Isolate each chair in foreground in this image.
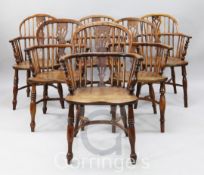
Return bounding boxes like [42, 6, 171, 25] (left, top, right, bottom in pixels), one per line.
[61, 52, 142, 164]
[60, 22, 143, 164]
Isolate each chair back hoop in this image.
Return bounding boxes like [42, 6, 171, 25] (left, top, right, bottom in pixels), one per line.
[79, 15, 115, 25]
[141, 14, 179, 35]
[19, 14, 55, 37]
[117, 17, 159, 43]
[36, 18, 80, 46]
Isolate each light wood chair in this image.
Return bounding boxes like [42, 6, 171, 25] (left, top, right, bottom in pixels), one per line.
[60, 22, 143, 164]
[9, 14, 55, 110]
[141, 14, 192, 107]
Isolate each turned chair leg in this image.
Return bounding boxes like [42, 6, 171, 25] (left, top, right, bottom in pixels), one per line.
[57, 83, 65, 109]
[111, 105, 116, 133]
[30, 84, 36, 132]
[26, 70, 31, 97]
[128, 104, 137, 164]
[67, 104, 74, 164]
[134, 83, 142, 109]
[120, 105, 128, 136]
[149, 83, 157, 114]
[81, 105, 85, 131]
[159, 82, 166, 133]
[171, 67, 177, 94]
[13, 69, 19, 110]
[74, 105, 81, 137]
[182, 65, 188, 108]
[43, 84, 48, 114]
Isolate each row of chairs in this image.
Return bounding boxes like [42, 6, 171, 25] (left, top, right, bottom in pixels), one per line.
[9, 14, 192, 164]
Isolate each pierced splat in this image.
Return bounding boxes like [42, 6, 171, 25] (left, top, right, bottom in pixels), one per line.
[36, 17, 46, 45]
[152, 16, 161, 35]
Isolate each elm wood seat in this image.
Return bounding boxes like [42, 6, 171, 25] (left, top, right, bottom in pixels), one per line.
[137, 71, 167, 83]
[66, 87, 137, 104]
[142, 14, 192, 107]
[9, 14, 55, 110]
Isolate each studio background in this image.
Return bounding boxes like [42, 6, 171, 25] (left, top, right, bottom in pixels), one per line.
[0, 0, 204, 175]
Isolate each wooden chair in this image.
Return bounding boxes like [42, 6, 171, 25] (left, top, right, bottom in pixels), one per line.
[26, 44, 72, 132]
[117, 17, 160, 114]
[9, 14, 55, 110]
[60, 22, 143, 164]
[34, 18, 80, 113]
[141, 14, 192, 107]
[132, 42, 172, 132]
[25, 19, 80, 131]
[79, 14, 115, 25]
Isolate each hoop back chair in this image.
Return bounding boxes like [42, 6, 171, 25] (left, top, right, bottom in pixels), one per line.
[142, 14, 192, 107]
[26, 44, 72, 132]
[133, 42, 172, 132]
[79, 14, 115, 25]
[60, 22, 143, 164]
[9, 14, 55, 110]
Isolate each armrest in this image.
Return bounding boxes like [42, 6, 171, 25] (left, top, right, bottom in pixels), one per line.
[132, 42, 173, 50]
[9, 36, 36, 43]
[158, 32, 192, 39]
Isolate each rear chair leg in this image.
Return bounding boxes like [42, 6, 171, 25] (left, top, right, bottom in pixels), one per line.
[159, 82, 166, 133]
[134, 83, 142, 109]
[67, 104, 74, 164]
[182, 65, 188, 108]
[120, 105, 128, 136]
[13, 69, 19, 110]
[149, 84, 157, 114]
[57, 83, 64, 109]
[128, 104, 137, 164]
[26, 70, 31, 97]
[43, 84, 48, 114]
[30, 84, 36, 132]
[111, 105, 116, 133]
[171, 67, 177, 94]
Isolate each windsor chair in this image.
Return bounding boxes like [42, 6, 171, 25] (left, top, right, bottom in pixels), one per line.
[141, 14, 192, 107]
[9, 14, 55, 110]
[60, 22, 143, 164]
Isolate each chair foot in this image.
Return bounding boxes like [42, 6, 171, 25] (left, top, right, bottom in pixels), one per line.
[159, 82, 166, 133]
[67, 104, 74, 164]
[30, 84, 36, 132]
[182, 66, 188, 108]
[130, 153, 137, 165]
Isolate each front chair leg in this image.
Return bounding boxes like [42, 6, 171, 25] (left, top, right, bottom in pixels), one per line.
[128, 104, 137, 164]
[182, 65, 188, 108]
[111, 105, 116, 133]
[149, 83, 157, 114]
[43, 84, 48, 114]
[13, 69, 19, 110]
[134, 83, 142, 109]
[26, 70, 31, 97]
[57, 83, 65, 109]
[74, 105, 81, 137]
[81, 105, 85, 131]
[30, 84, 36, 132]
[120, 105, 128, 136]
[159, 82, 166, 133]
[171, 67, 177, 94]
[67, 104, 74, 164]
